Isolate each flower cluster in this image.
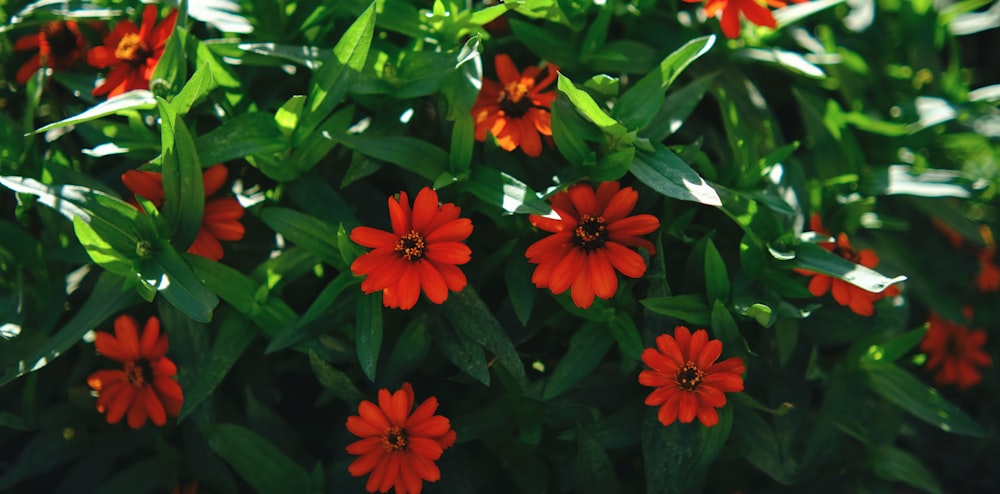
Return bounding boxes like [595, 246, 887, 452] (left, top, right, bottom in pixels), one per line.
[921, 310, 992, 389]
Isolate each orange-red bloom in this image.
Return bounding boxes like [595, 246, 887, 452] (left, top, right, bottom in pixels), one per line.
[122, 164, 246, 261]
[346, 383, 457, 494]
[639, 326, 745, 427]
[87, 4, 177, 98]
[350, 187, 473, 310]
[796, 214, 897, 317]
[975, 248, 1000, 293]
[86, 315, 184, 429]
[920, 311, 991, 389]
[471, 54, 558, 157]
[526, 181, 660, 309]
[685, 0, 791, 38]
[13, 21, 87, 85]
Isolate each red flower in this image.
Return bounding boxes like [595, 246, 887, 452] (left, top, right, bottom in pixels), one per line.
[350, 187, 473, 310]
[471, 54, 558, 157]
[639, 326, 745, 427]
[975, 248, 1000, 293]
[13, 21, 87, 85]
[86, 315, 184, 429]
[920, 310, 991, 389]
[684, 0, 789, 38]
[346, 383, 457, 494]
[122, 164, 246, 261]
[87, 4, 177, 98]
[795, 214, 896, 317]
[526, 181, 660, 309]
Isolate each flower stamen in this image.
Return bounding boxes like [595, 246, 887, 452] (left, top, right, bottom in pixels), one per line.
[115, 33, 151, 66]
[573, 214, 608, 251]
[675, 361, 705, 392]
[123, 360, 151, 388]
[395, 230, 427, 261]
[382, 425, 408, 452]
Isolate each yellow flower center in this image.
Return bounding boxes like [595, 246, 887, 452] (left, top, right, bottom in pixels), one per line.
[115, 33, 151, 65]
[675, 361, 705, 392]
[382, 426, 408, 452]
[498, 80, 534, 118]
[123, 360, 151, 388]
[395, 230, 427, 261]
[573, 214, 608, 251]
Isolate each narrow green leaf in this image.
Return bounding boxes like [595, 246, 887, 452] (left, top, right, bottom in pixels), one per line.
[640, 294, 711, 326]
[632, 145, 722, 206]
[328, 134, 447, 181]
[543, 323, 614, 400]
[382, 320, 433, 387]
[449, 114, 474, 175]
[0, 271, 139, 386]
[790, 242, 906, 293]
[505, 260, 536, 326]
[158, 98, 204, 250]
[296, 2, 375, 144]
[860, 325, 928, 364]
[260, 208, 343, 269]
[266, 271, 359, 354]
[735, 48, 826, 79]
[607, 314, 644, 361]
[710, 301, 746, 358]
[170, 62, 218, 115]
[356, 292, 383, 382]
[149, 25, 187, 97]
[206, 424, 310, 494]
[144, 242, 218, 323]
[30, 90, 157, 134]
[187, 255, 298, 338]
[863, 362, 987, 437]
[574, 427, 621, 494]
[556, 73, 626, 136]
[550, 95, 598, 165]
[430, 321, 490, 385]
[309, 350, 365, 404]
[863, 165, 989, 198]
[641, 73, 718, 141]
[703, 238, 730, 302]
[614, 36, 715, 130]
[442, 287, 526, 386]
[177, 312, 256, 422]
[195, 112, 287, 165]
[869, 445, 943, 494]
[466, 167, 551, 215]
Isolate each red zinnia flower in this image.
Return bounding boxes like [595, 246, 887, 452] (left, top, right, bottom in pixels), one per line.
[639, 326, 745, 427]
[13, 21, 87, 85]
[471, 54, 558, 157]
[86, 315, 184, 429]
[122, 164, 246, 261]
[920, 310, 992, 389]
[684, 0, 790, 39]
[350, 187, 473, 310]
[87, 4, 177, 98]
[795, 214, 897, 317]
[346, 383, 457, 494]
[525, 181, 660, 309]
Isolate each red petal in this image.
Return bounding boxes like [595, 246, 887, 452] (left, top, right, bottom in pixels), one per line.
[425, 218, 473, 243]
[351, 227, 398, 249]
[654, 333, 685, 366]
[587, 250, 618, 299]
[410, 187, 439, 232]
[388, 192, 412, 236]
[603, 242, 647, 279]
[201, 164, 228, 197]
[416, 260, 448, 304]
[567, 183, 597, 216]
[570, 262, 596, 308]
[424, 242, 471, 265]
[547, 248, 586, 295]
[494, 54, 521, 86]
[395, 264, 421, 310]
[113, 315, 142, 361]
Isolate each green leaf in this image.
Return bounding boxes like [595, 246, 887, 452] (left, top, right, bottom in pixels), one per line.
[543, 323, 614, 400]
[574, 427, 621, 494]
[556, 73, 627, 136]
[735, 48, 826, 79]
[0, 271, 139, 386]
[550, 95, 599, 165]
[607, 314, 644, 361]
[710, 301, 747, 358]
[614, 36, 715, 130]
[266, 271, 360, 354]
[642, 405, 734, 493]
[640, 294, 711, 326]
[640, 73, 718, 141]
[158, 99, 204, 251]
[863, 165, 989, 198]
[862, 362, 987, 437]
[869, 445, 942, 494]
[177, 312, 256, 422]
[504, 260, 536, 326]
[703, 238, 730, 302]
[30, 90, 157, 134]
[206, 424, 310, 494]
[195, 112, 287, 166]
[142, 242, 218, 323]
[170, 62, 218, 115]
[442, 287, 526, 386]
[149, 25, 187, 97]
[449, 114, 474, 175]
[382, 319, 433, 386]
[860, 325, 928, 364]
[632, 145, 722, 206]
[789, 242, 906, 293]
[328, 134, 447, 181]
[430, 321, 491, 385]
[309, 350, 365, 404]
[466, 167, 551, 215]
[260, 208, 344, 269]
[187, 255, 298, 338]
[295, 2, 375, 145]
[356, 292, 383, 382]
